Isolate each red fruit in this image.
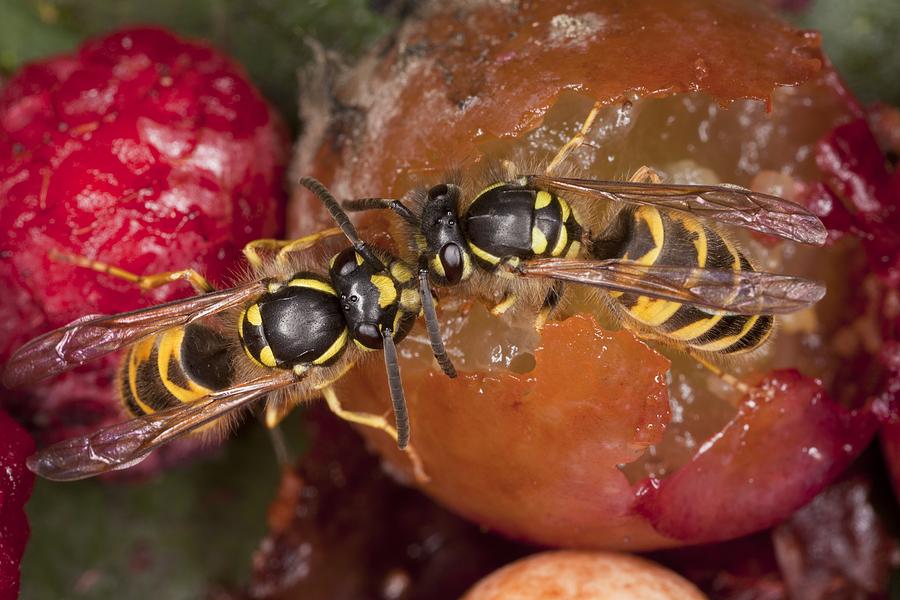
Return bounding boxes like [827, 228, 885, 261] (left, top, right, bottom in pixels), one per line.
[0, 27, 288, 456]
[803, 116, 900, 503]
[0, 410, 35, 599]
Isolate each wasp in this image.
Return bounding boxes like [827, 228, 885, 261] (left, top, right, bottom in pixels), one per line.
[2, 178, 451, 482]
[344, 103, 828, 387]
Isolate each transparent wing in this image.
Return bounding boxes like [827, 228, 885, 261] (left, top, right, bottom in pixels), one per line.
[2, 280, 267, 389]
[525, 174, 827, 246]
[518, 258, 826, 315]
[26, 371, 297, 481]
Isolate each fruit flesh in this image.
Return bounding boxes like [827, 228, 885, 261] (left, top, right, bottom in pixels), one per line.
[294, 0, 878, 549]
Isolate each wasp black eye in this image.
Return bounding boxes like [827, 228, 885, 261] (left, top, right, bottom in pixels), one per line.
[332, 247, 358, 277]
[439, 243, 464, 284]
[355, 323, 383, 349]
[428, 184, 449, 201]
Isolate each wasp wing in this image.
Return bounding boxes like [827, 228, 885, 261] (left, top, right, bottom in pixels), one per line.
[518, 258, 825, 315]
[26, 371, 297, 481]
[2, 280, 267, 389]
[525, 174, 827, 246]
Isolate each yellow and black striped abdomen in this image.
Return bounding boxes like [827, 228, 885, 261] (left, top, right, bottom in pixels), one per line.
[600, 206, 773, 354]
[120, 324, 234, 417]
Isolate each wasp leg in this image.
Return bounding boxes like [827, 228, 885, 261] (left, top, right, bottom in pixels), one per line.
[242, 227, 344, 269]
[490, 292, 518, 316]
[322, 385, 429, 483]
[684, 350, 752, 396]
[629, 165, 664, 184]
[534, 282, 565, 331]
[259, 412, 291, 468]
[49, 249, 214, 293]
[545, 100, 603, 175]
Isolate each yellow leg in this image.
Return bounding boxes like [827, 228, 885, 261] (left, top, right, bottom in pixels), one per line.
[49, 249, 214, 293]
[534, 282, 564, 331]
[629, 165, 663, 184]
[322, 386, 429, 483]
[242, 227, 343, 269]
[490, 292, 518, 316]
[631, 326, 752, 395]
[266, 419, 291, 468]
[545, 101, 603, 175]
[686, 349, 751, 396]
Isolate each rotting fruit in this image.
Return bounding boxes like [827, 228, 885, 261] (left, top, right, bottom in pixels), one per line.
[290, 0, 883, 550]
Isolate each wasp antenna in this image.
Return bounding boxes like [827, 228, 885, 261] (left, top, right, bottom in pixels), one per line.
[344, 197, 420, 227]
[381, 328, 410, 449]
[418, 265, 457, 378]
[298, 177, 386, 271]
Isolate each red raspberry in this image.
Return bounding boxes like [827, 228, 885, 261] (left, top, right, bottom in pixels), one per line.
[0, 410, 34, 599]
[0, 28, 288, 456]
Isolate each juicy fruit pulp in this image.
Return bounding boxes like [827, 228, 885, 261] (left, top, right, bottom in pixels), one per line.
[293, 0, 883, 550]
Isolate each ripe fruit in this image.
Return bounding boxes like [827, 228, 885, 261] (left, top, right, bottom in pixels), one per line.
[0, 27, 288, 460]
[294, 0, 880, 549]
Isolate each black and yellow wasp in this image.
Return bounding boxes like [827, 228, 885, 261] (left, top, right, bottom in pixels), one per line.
[2, 178, 450, 482]
[344, 103, 828, 385]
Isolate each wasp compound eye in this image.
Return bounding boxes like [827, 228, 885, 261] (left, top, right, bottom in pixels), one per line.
[331, 247, 358, 278]
[427, 184, 449, 202]
[355, 323, 383, 349]
[439, 243, 464, 284]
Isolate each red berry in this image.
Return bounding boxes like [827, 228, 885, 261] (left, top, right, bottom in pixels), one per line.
[0, 410, 35, 599]
[0, 27, 288, 458]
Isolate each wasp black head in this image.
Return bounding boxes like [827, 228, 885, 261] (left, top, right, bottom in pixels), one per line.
[419, 183, 473, 286]
[329, 247, 417, 351]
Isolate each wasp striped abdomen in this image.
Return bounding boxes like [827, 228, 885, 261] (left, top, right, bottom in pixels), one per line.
[595, 206, 773, 354]
[120, 324, 234, 417]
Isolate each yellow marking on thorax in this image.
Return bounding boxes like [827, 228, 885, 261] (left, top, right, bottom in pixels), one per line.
[558, 196, 571, 222]
[246, 304, 263, 326]
[258, 345, 278, 367]
[693, 316, 761, 353]
[630, 207, 664, 266]
[551, 226, 568, 257]
[314, 328, 348, 364]
[534, 190, 552, 209]
[467, 241, 501, 266]
[531, 227, 548, 255]
[566, 240, 582, 258]
[243, 343, 264, 367]
[157, 328, 208, 402]
[626, 297, 682, 327]
[371, 275, 397, 308]
[289, 278, 337, 296]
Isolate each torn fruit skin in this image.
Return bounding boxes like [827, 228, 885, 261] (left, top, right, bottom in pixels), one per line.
[292, 0, 882, 550]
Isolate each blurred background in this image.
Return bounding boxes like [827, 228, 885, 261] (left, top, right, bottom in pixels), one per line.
[1, 0, 898, 598]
